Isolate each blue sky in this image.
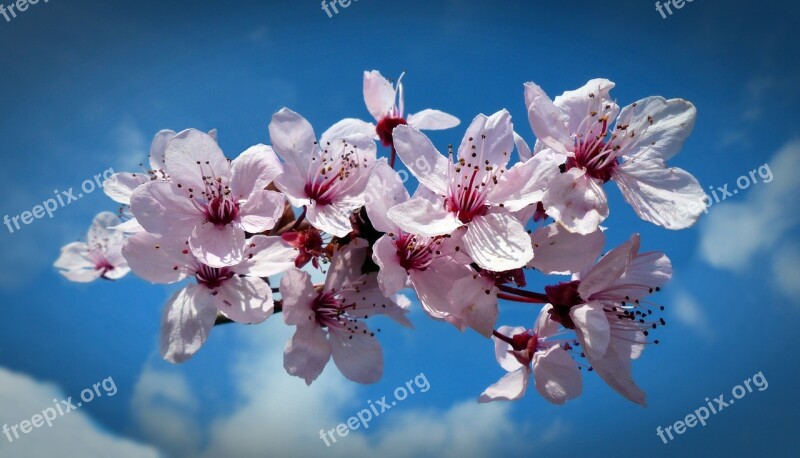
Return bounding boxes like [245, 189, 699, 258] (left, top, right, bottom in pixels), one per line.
[1, 0, 799, 456]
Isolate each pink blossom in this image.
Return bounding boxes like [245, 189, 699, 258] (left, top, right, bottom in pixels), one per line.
[268, 108, 377, 238]
[387, 110, 564, 271]
[281, 239, 411, 385]
[544, 233, 671, 405]
[324, 70, 460, 148]
[479, 304, 582, 404]
[54, 212, 130, 283]
[130, 129, 285, 268]
[525, 79, 705, 233]
[122, 231, 297, 363]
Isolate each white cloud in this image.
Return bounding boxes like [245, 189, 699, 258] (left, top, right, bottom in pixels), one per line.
[129, 319, 556, 457]
[699, 140, 800, 272]
[0, 367, 159, 458]
[771, 242, 800, 302]
[671, 290, 713, 339]
[110, 119, 148, 172]
[131, 364, 203, 457]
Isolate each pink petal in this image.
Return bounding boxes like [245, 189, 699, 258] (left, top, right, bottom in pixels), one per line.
[274, 162, 312, 207]
[448, 272, 498, 337]
[478, 367, 530, 403]
[102, 244, 130, 280]
[552, 79, 617, 134]
[214, 276, 274, 324]
[392, 125, 452, 196]
[524, 82, 572, 155]
[160, 285, 218, 363]
[283, 322, 331, 385]
[280, 269, 317, 326]
[487, 148, 565, 211]
[387, 197, 461, 238]
[587, 334, 647, 405]
[529, 223, 605, 275]
[533, 304, 562, 339]
[615, 97, 696, 162]
[542, 168, 608, 235]
[88, 212, 124, 247]
[462, 212, 532, 271]
[323, 238, 370, 292]
[103, 172, 150, 205]
[409, 258, 472, 326]
[406, 109, 460, 130]
[372, 235, 409, 297]
[365, 161, 409, 234]
[234, 235, 298, 278]
[306, 200, 357, 238]
[320, 118, 378, 145]
[613, 158, 705, 230]
[148, 129, 177, 171]
[165, 129, 231, 193]
[578, 234, 639, 299]
[122, 232, 189, 284]
[493, 325, 527, 372]
[230, 144, 283, 199]
[269, 108, 318, 171]
[571, 302, 611, 360]
[513, 132, 532, 161]
[330, 328, 383, 384]
[457, 110, 514, 169]
[532, 345, 583, 404]
[189, 222, 246, 268]
[238, 189, 284, 233]
[130, 181, 203, 238]
[54, 242, 98, 282]
[363, 70, 396, 120]
[613, 251, 672, 298]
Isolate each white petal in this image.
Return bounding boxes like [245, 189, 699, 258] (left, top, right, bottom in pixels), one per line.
[160, 285, 218, 363]
[478, 368, 530, 403]
[189, 222, 246, 268]
[165, 129, 231, 192]
[148, 129, 177, 171]
[284, 323, 331, 385]
[280, 269, 317, 326]
[330, 329, 384, 384]
[615, 97, 696, 161]
[533, 346, 582, 404]
[524, 82, 572, 155]
[457, 110, 514, 169]
[613, 158, 705, 230]
[587, 334, 647, 405]
[230, 144, 283, 199]
[269, 108, 318, 171]
[487, 148, 565, 211]
[448, 272, 498, 337]
[320, 118, 378, 145]
[493, 325, 527, 372]
[392, 125, 452, 196]
[363, 70, 396, 120]
[406, 109, 460, 130]
[130, 181, 202, 237]
[387, 197, 461, 238]
[234, 235, 297, 277]
[529, 223, 605, 275]
[553, 78, 617, 134]
[513, 132, 532, 161]
[102, 172, 150, 205]
[372, 235, 409, 297]
[122, 232, 189, 284]
[88, 212, 124, 247]
[238, 190, 284, 233]
[462, 212, 532, 271]
[578, 234, 639, 299]
[306, 201, 355, 238]
[214, 276, 274, 324]
[571, 302, 611, 360]
[364, 160, 409, 233]
[542, 168, 608, 235]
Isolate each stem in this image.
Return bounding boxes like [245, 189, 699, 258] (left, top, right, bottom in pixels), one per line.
[289, 207, 307, 232]
[389, 144, 397, 169]
[497, 292, 548, 304]
[492, 329, 523, 351]
[498, 285, 549, 303]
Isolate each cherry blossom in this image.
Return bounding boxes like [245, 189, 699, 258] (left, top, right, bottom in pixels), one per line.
[122, 231, 297, 363]
[130, 129, 285, 268]
[525, 79, 704, 233]
[268, 108, 377, 238]
[324, 70, 460, 150]
[544, 233, 671, 405]
[55, 212, 130, 282]
[387, 110, 564, 271]
[479, 304, 582, 404]
[281, 239, 411, 385]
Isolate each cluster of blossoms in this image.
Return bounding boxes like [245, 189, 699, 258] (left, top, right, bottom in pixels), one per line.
[55, 72, 703, 405]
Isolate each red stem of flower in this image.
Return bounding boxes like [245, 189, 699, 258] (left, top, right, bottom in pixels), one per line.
[497, 285, 548, 303]
[289, 207, 307, 232]
[389, 144, 397, 169]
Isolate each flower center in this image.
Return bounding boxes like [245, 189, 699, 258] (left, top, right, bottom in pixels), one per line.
[545, 280, 583, 329]
[195, 264, 234, 289]
[305, 140, 366, 206]
[395, 232, 444, 271]
[376, 116, 407, 147]
[205, 195, 240, 226]
[282, 228, 326, 268]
